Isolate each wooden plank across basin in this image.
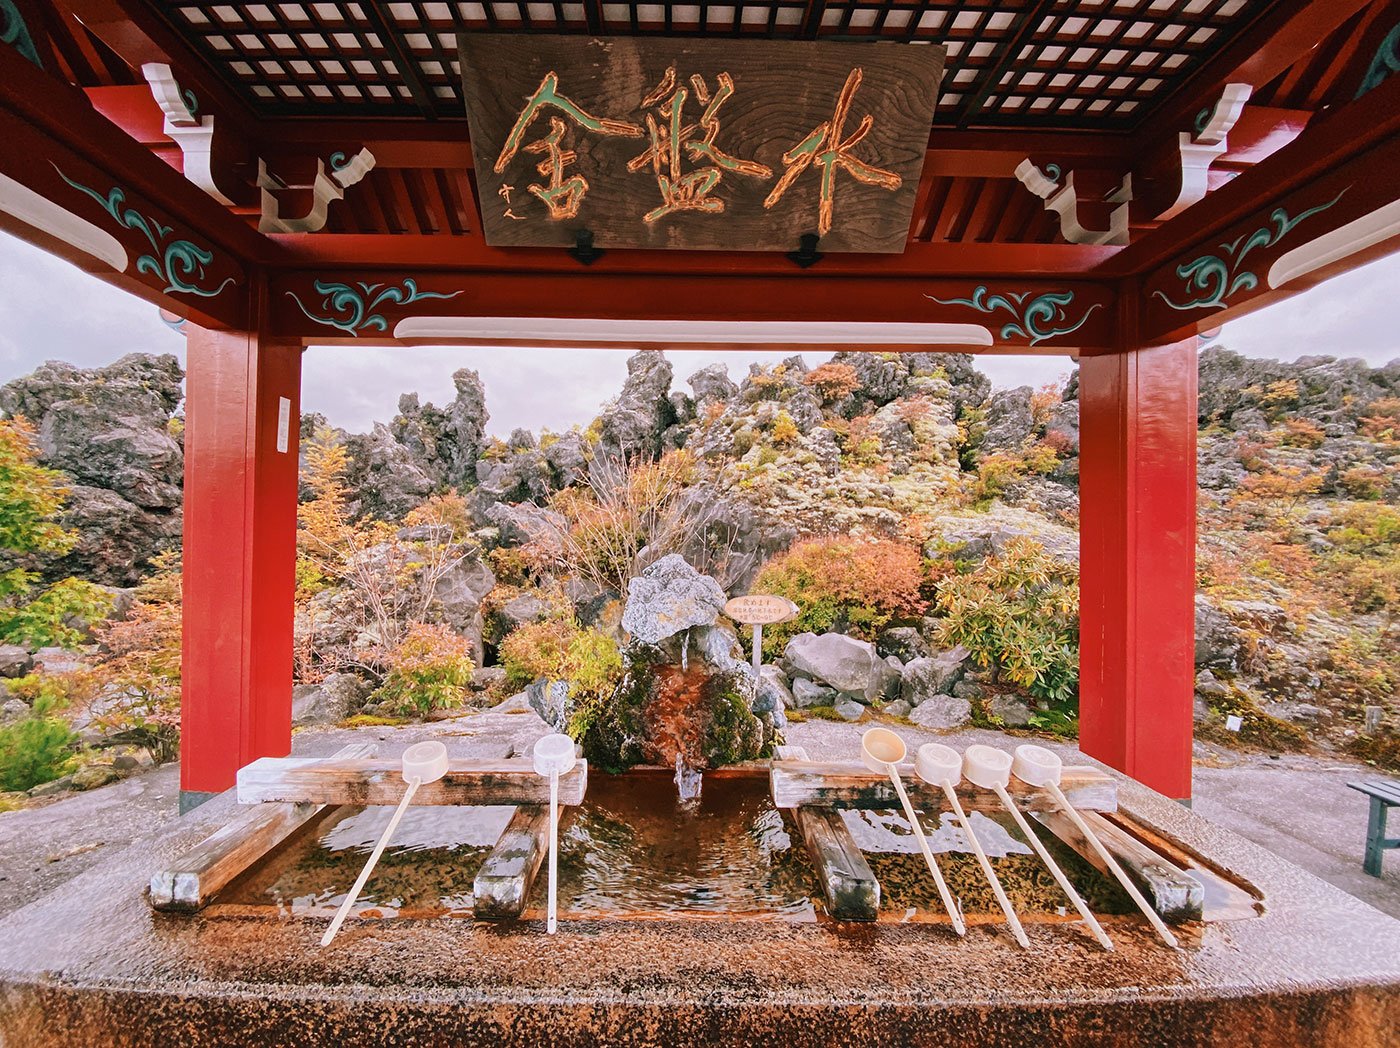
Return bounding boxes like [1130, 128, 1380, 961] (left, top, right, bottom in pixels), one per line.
[473, 805, 550, 920]
[770, 759, 1116, 813]
[150, 743, 375, 912]
[236, 756, 588, 807]
[794, 807, 881, 922]
[1037, 808, 1204, 922]
[776, 747, 881, 921]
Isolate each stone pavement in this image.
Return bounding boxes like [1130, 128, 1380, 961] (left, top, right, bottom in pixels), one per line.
[1, 707, 1395, 921]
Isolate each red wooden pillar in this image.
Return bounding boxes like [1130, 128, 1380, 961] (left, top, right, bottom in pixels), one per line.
[1078, 338, 1197, 801]
[180, 318, 302, 811]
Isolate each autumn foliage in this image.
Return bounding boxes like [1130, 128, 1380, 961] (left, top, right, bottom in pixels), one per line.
[802, 363, 862, 402]
[750, 536, 929, 658]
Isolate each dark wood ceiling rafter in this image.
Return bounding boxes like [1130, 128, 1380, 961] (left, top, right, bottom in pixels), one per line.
[1027, 0, 1187, 127]
[405, 0, 463, 101]
[260, 1, 346, 108]
[584, 0, 604, 35]
[135, 0, 1293, 126]
[952, 0, 1059, 127]
[357, 0, 438, 117]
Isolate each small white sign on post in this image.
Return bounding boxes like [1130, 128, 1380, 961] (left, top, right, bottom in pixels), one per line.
[723, 595, 800, 673]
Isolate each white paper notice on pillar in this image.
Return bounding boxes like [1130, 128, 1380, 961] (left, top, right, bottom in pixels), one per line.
[277, 397, 291, 454]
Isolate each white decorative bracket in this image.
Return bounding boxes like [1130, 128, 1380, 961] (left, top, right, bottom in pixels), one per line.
[1014, 161, 1132, 246]
[142, 62, 235, 206]
[257, 149, 376, 234]
[1156, 83, 1252, 222]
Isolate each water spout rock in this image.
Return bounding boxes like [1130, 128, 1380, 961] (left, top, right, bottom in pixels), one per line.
[577, 620, 775, 780]
[620, 554, 726, 645]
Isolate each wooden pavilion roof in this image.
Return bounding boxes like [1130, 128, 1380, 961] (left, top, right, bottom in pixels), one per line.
[17, 0, 1388, 250]
[42, 0, 1381, 130]
[3, 0, 1397, 350]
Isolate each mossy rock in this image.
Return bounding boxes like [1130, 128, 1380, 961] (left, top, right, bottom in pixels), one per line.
[1200, 687, 1310, 751]
[578, 658, 766, 773]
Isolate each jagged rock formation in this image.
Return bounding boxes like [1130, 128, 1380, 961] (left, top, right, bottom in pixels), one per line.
[7, 336, 1398, 768]
[0, 354, 184, 586]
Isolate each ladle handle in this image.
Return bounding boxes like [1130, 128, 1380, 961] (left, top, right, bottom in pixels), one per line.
[941, 782, 1029, 949]
[547, 771, 559, 935]
[1047, 783, 1179, 949]
[992, 783, 1112, 951]
[889, 771, 965, 935]
[321, 777, 421, 948]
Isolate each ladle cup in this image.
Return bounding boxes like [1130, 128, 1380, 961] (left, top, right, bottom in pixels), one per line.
[860, 728, 964, 935]
[533, 732, 576, 935]
[1012, 744, 1178, 949]
[915, 744, 1029, 949]
[321, 740, 449, 948]
[963, 744, 1112, 950]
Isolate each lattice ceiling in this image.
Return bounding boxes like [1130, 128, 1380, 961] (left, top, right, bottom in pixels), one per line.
[153, 0, 1272, 128]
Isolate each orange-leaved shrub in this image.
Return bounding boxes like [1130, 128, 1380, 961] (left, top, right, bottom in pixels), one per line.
[88, 551, 183, 762]
[801, 362, 861, 402]
[750, 536, 929, 658]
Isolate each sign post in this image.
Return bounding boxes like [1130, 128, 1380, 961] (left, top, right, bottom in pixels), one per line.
[723, 595, 800, 672]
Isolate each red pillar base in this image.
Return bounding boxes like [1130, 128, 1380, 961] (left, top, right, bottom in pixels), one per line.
[1078, 339, 1197, 801]
[180, 323, 302, 807]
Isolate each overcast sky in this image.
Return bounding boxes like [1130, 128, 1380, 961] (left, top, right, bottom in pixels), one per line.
[2, 230, 1397, 439]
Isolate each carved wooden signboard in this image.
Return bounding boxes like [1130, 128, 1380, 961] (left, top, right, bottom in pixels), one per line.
[459, 35, 944, 253]
[724, 595, 800, 625]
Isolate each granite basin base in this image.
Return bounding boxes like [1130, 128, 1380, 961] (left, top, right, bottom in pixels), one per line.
[2, 771, 1399, 1047]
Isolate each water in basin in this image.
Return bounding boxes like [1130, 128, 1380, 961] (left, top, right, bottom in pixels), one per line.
[216, 770, 1137, 921]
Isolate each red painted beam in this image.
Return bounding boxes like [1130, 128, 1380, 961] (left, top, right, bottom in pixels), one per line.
[62, 0, 259, 136]
[1131, 0, 1376, 152]
[1133, 78, 1400, 346]
[267, 232, 1123, 277]
[1121, 72, 1400, 276]
[0, 42, 271, 261]
[1079, 337, 1198, 801]
[0, 109, 247, 329]
[266, 268, 1118, 351]
[180, 310, 302, 804]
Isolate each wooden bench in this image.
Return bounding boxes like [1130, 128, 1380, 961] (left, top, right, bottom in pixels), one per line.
[1348, 780, 1400, 877]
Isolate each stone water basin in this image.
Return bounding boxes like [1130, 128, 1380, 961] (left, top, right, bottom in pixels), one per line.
[210, 768, 1202, 925]
[2, 766, 1400, 1047]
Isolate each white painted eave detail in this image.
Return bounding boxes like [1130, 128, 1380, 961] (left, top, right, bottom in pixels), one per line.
[1268, 197, 1400, 289]
[1156, 83, 1252, 222]
[1013, 162, 1132, 246]
[258, 150, 376, 233]
[393, 317, 995, 347]
[0, 172, 129, 272]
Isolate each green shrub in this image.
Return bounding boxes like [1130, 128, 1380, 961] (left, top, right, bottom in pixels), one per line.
[1320, 504, 1400, 613]
[751, 537, 930, 659]
[0, 688, 77, 792]
[373, 623, 474, 716]
[0, 418, 112, 647]
[933, 537, 1079, 705]
[499, 616, 623, 738]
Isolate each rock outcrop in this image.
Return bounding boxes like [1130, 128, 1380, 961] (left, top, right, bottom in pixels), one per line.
[0, 354, 184, 585]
